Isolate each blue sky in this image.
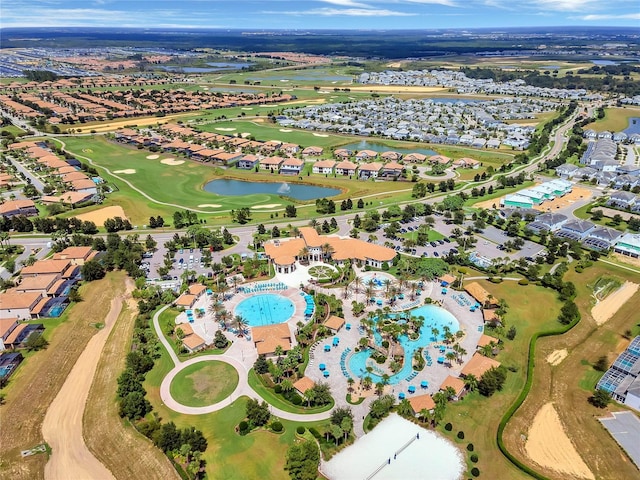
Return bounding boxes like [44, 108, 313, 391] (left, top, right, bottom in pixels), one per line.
[1, 0, 639, 29]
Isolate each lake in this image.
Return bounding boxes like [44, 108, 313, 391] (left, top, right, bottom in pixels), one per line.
[624, 118, 640, 136]
[339, 140, 437, 156]
[203, 179, 340, 200]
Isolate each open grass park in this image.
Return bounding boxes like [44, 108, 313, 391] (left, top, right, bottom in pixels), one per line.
[170, 361, 239, 407]
[585, 107, 640, 133]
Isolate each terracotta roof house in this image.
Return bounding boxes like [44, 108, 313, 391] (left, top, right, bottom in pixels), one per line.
[408, 394, 436, 415]
[0, 291, 43, 319]
[312, 160, 336, 175]
[404, 153, 427, 163]
[181, 332, 206, 353]
[324, 315, 345, 332]
[335, 160, 357, 176]
[464, 282, 498, 308]
[381, 161, 404, 178]
[41, 191, 94, 206]
[482, 309, 501, 325]
[52, 246, 96, 265]
[302, 146, 323, 156]
[358, 162, 383, 179]
[280, 158, 305, 175]
[252, 323, 292, 356]
[333, 149, 352, 159]
[380, 151, 402, 161]
[212, 152, 243, 166]
[260, 156, 284, 172]
[0, 199, 38, 218]
[293, 376, 315, 396]
[21, 259, 72, 277]
[237, 154, 260, 170]
[461, 353, 501, 378]
[453, 157, 480, 169]
[439, 375, 466, 401]
[175, 294, 197, 309]
[356, 150, 378, 161]
[476, 334, 500, 348]
[15, 274, 61, 296]
[0, 318, 19, 350]
[429, 155, 452, 165]
[188, 284, 207, 298]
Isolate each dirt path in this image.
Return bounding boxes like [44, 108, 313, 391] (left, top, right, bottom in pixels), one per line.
[42, 289, 129, 480]
[591, 281, 639, 325]
[525, 403, 595, 480]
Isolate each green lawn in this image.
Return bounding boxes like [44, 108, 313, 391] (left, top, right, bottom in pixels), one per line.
[144, 322, 330, 480]
[169, 361, 239, 407]
[438, 281, 564, 480]
[399, 229, 444, 243]
[585, 107, 640, 132]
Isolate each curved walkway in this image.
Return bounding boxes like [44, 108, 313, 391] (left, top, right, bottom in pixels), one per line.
[152, 306, 333, 421]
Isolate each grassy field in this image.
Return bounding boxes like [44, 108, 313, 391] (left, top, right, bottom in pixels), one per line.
[170, 361, 239, 407]
[503, 261, 640, 480]
[584, 107, 640, 132]
[143, 337, 330, 480]
[52, 135, 418, 225]
[83, 281, 180, 479]
[1, 124, 27, 136]
[438, 280, 564, 480]
[0, 273, 127, 480]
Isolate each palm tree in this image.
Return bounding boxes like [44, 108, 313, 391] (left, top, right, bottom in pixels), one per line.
[233, 314, 248, 337]
[464, 374, 478, 392]
[364, 284, 375, 304]
[375, 382, 384, 396]
[362, 375, 373, 390]
[298, 246, 309, 265]
[321, 243, 335, 261]
[347, 377, 355, 393]
[445, 351, 456, 366]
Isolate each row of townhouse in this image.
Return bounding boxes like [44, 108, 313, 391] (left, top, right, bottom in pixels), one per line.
[556, 160, 640, 191]
[583, 129, 640, 145]
[0, 247, 96, 321]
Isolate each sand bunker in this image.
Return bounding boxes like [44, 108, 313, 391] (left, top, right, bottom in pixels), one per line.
[313, 133, 329, 137]
[240, 132, 251, 138]
[279, 129, 293, 132]
[591, 281, 639, 325]
[525, 403, 595, 480]
[146, 154, 159, 159]
[74, 206, 128, 227]
[113, 169, 136, 174]
[160, 158, 185, 166]
[197, 204, 222, 208]
[546, 349, 568, 366]
[215, 127, 236, 132]
[251, 204, 282, 209]
[241, 107, 253, 110]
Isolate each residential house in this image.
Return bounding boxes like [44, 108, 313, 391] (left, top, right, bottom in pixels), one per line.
[0, 291, 43, 320]
[381, 161, 404, 179]
[428, 155, 451, 165]
[380, 151, 402, 161]
[596, 336, 640, 409]
[608, 191, 637, 209]
[555, 163, 580, 178]
[335, 160, 357, 176]
[260, 156, 284, 172]
[302, 146, 323, 156]
[556, 219, 596, 241]
[358, 162, 383, 179]
[355, 150, 378, 161]
[280, 158, 305, 175]
[453, 157, 480, 169]
[404, 153, 427, 163]
[0, 318, 19, 351]
[583, 227, 622, 251]
[281, 143, 300, 155]
[0, 199, 38, 218]
[614, 233, 640, 259]
[527, 213, 568, 234]
[333, 149, 352, 159]
[312, 159, 336, 175]
[237, 154, 260, 170]
[52, 246, 96, 265]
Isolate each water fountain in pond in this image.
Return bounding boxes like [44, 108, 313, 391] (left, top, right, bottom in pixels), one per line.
[277, 182, 291, 194]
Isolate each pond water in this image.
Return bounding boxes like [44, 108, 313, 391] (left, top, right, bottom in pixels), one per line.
[592, 60, 620, 66]
[203, 179, 340, 200]
[624, 118, 640, 135]
[155, 62, 254, 73]
[339, 140, 437, 157]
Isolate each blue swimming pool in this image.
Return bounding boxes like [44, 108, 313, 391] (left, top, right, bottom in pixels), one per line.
[235, 294, 295, 327]
[348, 305, 459, 385]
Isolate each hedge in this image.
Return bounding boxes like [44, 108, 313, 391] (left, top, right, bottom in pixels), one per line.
[496, 313, 581, 480]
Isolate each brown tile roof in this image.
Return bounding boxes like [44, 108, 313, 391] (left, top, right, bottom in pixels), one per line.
[31, 297, 50, 315]
[177, 323, 194, 336]
[408, 394, 435, 413]
[404, 153, 427, 162]
[313, 160, 336, 169]
[274, 255, 295, 266]
[0, 318, 18, 339]
[52, 246, 93, 261]
[188, 284, 207, 296]
[175, 294, 196, 308]
[0, 291, 43, 310]
[464, 282, 495, 306]
[293, 376, 315, 395]
[482, 309, 500, 323]
[461, 353, 501, 378]
[383, 161, 404, 171]
[16, 274, 60, 292]
[358, 162, 383, 172]
[182, 333, 206, 351]
[21, 260, 71, 276]
[440, 375, 465, 396]
[261, 156, 284, 166]
[335, 160, 357, 170]
[476, 334, 499, 348]
[440, 274, 456, 284]
[324, 315, 345, 331]
[0, 199, 36, 215]
[252, 323, 292, 355]
[282, 158, 304, 167]
[4, 323, 29, 345]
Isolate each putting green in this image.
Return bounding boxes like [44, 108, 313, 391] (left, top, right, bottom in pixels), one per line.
[170, 361, 239, 407]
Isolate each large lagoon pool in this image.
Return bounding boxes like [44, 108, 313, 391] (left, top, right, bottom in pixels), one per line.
[203, 179, 341, 200]
[349, 305, 459, 385]
[235, 294, 295, 327]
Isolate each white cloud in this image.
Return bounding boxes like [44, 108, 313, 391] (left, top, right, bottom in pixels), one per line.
[278, 7, 415, 16]
[404, 0, 459, 7]
[579, 12, 640, 20]
[319, 0, 372, 7]
[533, 0, 598, 12]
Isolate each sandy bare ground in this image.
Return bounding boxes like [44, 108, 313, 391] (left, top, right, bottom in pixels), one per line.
[251, 203, 282, 209]
[160, 158, 185, 166]
[146, 154, 159, 159]
[113, 169, 136, 174]
[525, 403, 595, 480]
[215, 127, 236, 131]
[74, 206, 127, 226]
[613, 253, 640, 268]
[279, 129, 293, 132]
[546, 349, 568, 366]
[42, 290, 129, 480]
[74, 114, 186, 133]
[591, 281, 639, 325]
[197, 203, 222, 208]
[241, 107, 253, 110]
[313, 133, 329, 137]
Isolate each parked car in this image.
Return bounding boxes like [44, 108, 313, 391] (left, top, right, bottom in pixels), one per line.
[443, 237, 451, 243]
[433, 251, 440, 257]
